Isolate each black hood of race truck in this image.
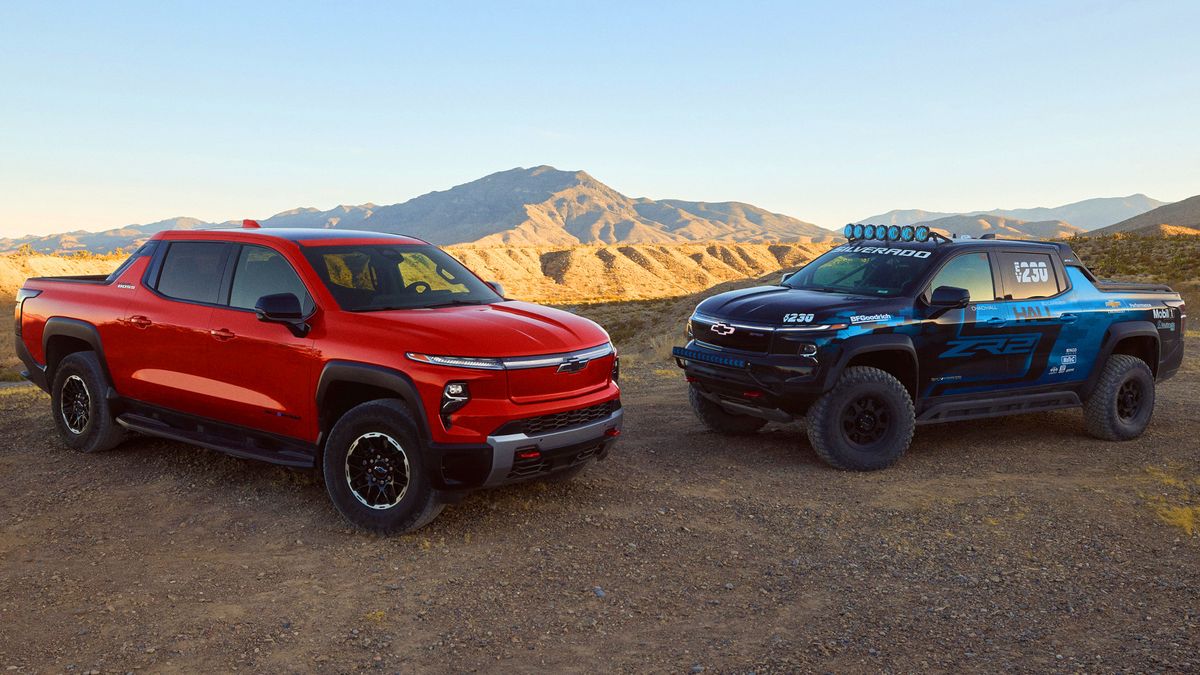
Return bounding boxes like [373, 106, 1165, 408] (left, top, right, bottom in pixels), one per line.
[693, 285, 909, 326]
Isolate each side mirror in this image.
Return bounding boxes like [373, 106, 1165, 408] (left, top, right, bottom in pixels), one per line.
[255, 293, 310, 337]
[486, 281, 506, 297]
[780, 271, 796, 285]
[930, 285, 970, 309]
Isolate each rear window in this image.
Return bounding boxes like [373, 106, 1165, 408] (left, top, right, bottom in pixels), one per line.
[156, 242, 229, 304]
[998, 252, 1060, 300]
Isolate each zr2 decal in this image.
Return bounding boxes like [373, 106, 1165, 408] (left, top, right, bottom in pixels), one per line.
[782, 313, 814, 323]
[940, 334, 1040, 358]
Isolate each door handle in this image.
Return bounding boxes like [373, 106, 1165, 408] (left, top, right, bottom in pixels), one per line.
[210, 328, 236, 341]
[1059, 313, 1079, 324]
[127, 315, 152, 329]
[986, 317, 1007, 326]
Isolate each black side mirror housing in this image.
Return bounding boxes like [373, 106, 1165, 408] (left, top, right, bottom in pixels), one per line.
[255, 293, 310, 337]
[486, 281, 506, 297]
[930, 285, 971, 309]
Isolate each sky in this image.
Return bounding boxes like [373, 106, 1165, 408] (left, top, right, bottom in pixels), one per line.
[1, 0, 1198, 237]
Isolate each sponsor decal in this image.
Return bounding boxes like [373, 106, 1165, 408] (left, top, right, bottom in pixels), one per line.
[1011, 260, 1050, 284]
[834, 245, 931, 259]
[117, 283, 135, 290]
[1152, 308, 1171, 319]
[1104, 300, 1122, 308]
[974, 304, 998, 311]
[1127, 302, 1153, 308]
[782, 313, 815, 324]
[1157, 321, 1176, 331]
[940, 334, 1040, 358]
[710, 322, 735, 336]
[1061, 354, 1077, 365]
[1013, 305, 1050, 320]
[850, 313, 892, 325]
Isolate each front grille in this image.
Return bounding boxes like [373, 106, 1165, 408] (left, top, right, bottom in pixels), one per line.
[497, 399, 621, 437]
[690, 316, 772, 353]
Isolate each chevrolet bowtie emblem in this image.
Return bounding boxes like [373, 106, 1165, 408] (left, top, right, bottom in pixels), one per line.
[710, 322, 735, 336]
[557, 357, 588, 373]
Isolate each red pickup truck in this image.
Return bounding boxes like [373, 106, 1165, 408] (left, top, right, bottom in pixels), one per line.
[14, 224, 623, 533]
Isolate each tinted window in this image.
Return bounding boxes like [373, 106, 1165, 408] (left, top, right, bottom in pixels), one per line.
[105, 241, 157, 283]
[928, 252, 995, 302]
[229, 245, 314, 314]
[998, 252, 1059, 300]
[156, 242, 228, 304]
[302, 244, 501, 311]
[785, 245, 934, 297]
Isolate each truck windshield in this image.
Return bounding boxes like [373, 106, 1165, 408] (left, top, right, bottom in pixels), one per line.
[784, 245, 934, 297]
[302, 244, 502, 311]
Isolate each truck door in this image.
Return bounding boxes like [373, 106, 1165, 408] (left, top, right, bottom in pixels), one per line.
[992, 250, 1071, 389]
[917, 251, 1013, 398]
[115, 241, 230, 415]
[202, 244, 318, 440]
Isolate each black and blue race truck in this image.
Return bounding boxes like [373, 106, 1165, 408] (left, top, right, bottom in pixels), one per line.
[673, 224, 1186, 470]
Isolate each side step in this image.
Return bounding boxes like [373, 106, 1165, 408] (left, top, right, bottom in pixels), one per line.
[117, 413, 314, 468]
[917, 391, 1081, 425]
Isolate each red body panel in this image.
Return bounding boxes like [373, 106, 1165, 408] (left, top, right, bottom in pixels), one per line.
[18, 229, 619, 448]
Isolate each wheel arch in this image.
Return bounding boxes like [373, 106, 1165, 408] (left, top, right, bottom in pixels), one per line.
[825, 334, 919, 400]
[42, 317, 110, 386]
[1081, 321, 1160, 399]
[315, 361, 432, 452]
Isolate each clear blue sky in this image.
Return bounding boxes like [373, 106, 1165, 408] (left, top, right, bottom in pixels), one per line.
[1, 0, 1197, 236]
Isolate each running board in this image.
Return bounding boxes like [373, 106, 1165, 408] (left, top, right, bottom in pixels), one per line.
[117, 412, 315, 468]
[917, 391, 1081, 425]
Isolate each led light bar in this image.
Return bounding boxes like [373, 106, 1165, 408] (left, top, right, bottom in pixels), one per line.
[842, 223, 937, 243]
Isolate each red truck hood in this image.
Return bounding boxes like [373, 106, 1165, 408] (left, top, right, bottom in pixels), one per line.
[352, 301, 614, 404]
[356, 300, 609, 357]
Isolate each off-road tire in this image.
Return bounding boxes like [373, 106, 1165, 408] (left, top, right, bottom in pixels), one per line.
[688, 385, 768, 436]
[1083, 354, 1155, 441]
[806, 366, 915, 471]
[50, 352, 126, 453]
[322, 399, 444, 535]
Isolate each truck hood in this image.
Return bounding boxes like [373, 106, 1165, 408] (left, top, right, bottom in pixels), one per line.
[695, 285, 908, 326]
[354, 300, 610, 357]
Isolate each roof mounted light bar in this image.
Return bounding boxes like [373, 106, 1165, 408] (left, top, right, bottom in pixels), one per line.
[842, 223, 950, 244]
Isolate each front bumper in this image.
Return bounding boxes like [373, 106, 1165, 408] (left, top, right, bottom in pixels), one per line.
[429, 404, 623, 491]
[672, 342, 829, 417]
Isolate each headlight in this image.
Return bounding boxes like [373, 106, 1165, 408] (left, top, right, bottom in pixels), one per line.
[406, 353, 504, 370]
[440, 381, 470, 427]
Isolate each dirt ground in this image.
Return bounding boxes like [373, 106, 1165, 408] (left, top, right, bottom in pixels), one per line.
[1, 346, 1199, 673]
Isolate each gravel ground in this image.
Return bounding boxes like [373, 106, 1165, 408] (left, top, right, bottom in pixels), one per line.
[1, 345, 1198, 673]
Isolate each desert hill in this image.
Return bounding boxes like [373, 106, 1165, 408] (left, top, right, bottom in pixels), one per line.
[861, 194, 1165, 231]
[0, 167, 834, 254]
[1091, 195, 1200, 236]
[920, 214, 1084, 240]
[0, 241, 829, 304]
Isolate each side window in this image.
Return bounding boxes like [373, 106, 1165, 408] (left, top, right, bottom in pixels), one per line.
[928, 252, 995, 302]
[998, 252, 1060, 300]
[156, 242, 229, 304]
[229, 245, 315, 314]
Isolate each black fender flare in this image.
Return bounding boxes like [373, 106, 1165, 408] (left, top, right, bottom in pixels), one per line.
[821, 333, 919, 396]
[41, 317, 111, 385]
[1080, 320, 1160, 399]
[314, 360, 433, 447]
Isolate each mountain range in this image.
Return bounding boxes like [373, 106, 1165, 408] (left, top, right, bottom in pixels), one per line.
[860, 194, 1166, 233]
[0, 166, 834, 254]
[1093, 195, 1200, 236]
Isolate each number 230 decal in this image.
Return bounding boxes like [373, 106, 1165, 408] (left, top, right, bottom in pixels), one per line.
[783, 313, 815, 323]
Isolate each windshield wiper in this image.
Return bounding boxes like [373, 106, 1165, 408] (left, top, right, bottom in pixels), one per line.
[422, 299, 486, 309]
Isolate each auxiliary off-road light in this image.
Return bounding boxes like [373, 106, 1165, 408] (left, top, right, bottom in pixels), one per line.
[843, 224, 854, 238]
[887, 225, 901, 241]
[863, 224, 878, 240]
[900, 226, 916, 241]
[797, 342, 818, 357]
[914, 225, 931, 242]
[440, 381, 470, 427]
[852, 224, 865, 239]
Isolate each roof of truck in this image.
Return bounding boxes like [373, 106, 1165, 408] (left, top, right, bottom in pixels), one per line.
[154, 227, 430, 247]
